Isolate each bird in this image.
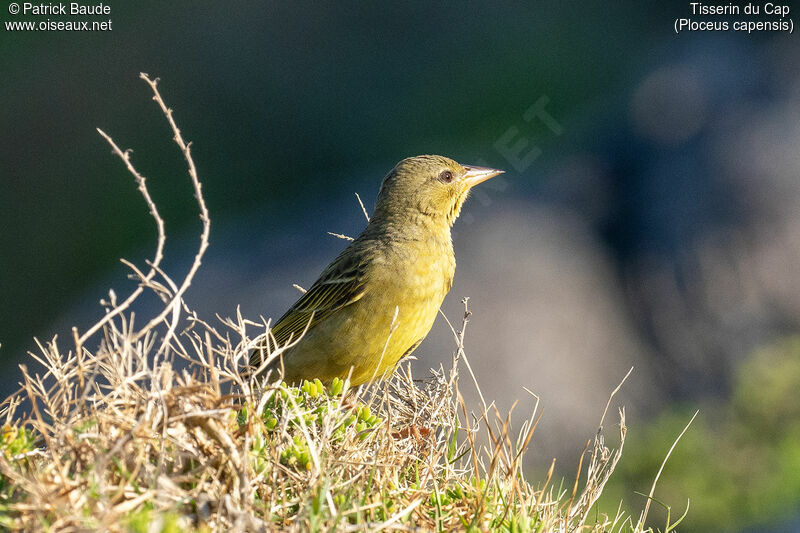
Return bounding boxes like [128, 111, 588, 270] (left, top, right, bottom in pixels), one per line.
[250, 155, 504, 386]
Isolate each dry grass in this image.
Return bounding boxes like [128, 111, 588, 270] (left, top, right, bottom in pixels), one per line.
[0, 74, 651, 532]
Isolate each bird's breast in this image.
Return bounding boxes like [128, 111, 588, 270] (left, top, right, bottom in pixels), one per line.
[368, 237, 454, 337]
[379, 236, 455, 300]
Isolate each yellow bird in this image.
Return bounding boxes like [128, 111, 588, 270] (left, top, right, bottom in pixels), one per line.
[251, 155, 503, 386]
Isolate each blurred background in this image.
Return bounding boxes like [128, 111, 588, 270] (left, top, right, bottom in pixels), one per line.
[2, 2, 799, 530]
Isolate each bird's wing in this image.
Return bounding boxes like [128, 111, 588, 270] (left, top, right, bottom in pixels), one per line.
[256, 250, 369, 361]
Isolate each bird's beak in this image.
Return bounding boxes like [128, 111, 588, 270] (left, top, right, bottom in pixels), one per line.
[462, 165, 504, 188]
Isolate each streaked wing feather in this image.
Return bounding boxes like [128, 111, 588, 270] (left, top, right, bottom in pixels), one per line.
[251, 250, 368, 367]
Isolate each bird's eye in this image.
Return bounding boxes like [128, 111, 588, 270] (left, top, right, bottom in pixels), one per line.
[439, 170, 454, 183]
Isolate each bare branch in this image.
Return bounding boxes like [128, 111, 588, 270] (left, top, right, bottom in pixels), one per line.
[131, 73, 211, 354]
[76, 130, 166, 350]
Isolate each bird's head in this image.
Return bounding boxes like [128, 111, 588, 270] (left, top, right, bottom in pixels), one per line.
[374, 155, 504, 228]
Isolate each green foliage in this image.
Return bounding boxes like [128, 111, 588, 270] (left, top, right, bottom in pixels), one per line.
[126, 505, 186, 533]
[1, 425, 35, 459]
[0, 424, 36, 506]
[260, 378, 383, 472]
[600, 337, 800, 531]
